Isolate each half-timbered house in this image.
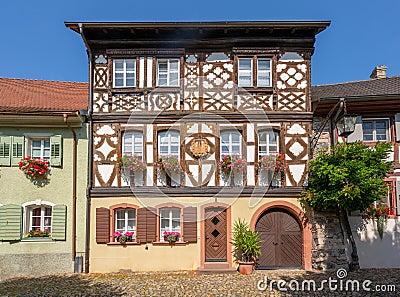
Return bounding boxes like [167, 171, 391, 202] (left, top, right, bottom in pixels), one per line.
[66, 21, 330, 272]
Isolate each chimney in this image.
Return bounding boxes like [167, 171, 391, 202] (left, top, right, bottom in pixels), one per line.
[370, 65, 387, 79]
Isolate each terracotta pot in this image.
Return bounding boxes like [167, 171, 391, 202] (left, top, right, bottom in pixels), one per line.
[237, 261, 255, 275]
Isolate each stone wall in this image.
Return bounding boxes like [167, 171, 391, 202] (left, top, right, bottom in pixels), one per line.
[311, 211, 350, 270]
[0, 253, 73, 281]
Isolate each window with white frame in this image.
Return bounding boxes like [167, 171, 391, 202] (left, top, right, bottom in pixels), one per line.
[157, 59, 179, 86]
[158, 131, 180, 157]
[160, 207, 181, 241]
[238, 57, 272, 87]
[122, 132, 143, 157]
[238, 58, 252, 87]
[258, 131, 279, 156]
[257, 59, 272, 87]
[115, 209, 136, 235]
[113, 59, 136, 87]
[26, 205, 52, 233]
[30, 139, 50, 161]
[362, 119, 390, 142]
[220, 130, 241, 156]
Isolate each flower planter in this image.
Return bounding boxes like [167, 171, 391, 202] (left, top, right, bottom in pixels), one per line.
[233, 171, 244, 186]
[259, 170, 281, 187]
[130, 170, 144, 187]
[237, 261, 255, 275]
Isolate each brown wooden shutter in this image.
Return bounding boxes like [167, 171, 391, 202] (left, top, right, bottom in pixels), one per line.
[96, 208, 110, 243]
[146, 207, 157, 242]
[136, 207, 147, 243]
[183, 207, 197, 243]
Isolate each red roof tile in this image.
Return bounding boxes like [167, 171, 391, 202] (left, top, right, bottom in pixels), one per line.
[0, 78, 88, 112]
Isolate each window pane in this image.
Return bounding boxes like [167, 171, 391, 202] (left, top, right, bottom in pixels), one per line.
[170, 60, 179, 70]
[158, 62, 167, 72]
[117, 220, 125, 230]
[363, 134, 373, 141]
[239, 59, 252, 70]
[238, 76, 252, 87]
[171, 208, 180, 218]
[258, 59, 271, 70]
[126, 60, 135, 71]
[161, 218, 169, 229]
[44, 207, 52, 216]
[115, 61, 124, 71]
[127, 209, 135, 219]
[32, 207, 41, 216]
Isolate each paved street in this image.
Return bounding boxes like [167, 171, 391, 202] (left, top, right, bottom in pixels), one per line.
[0, 269, 399, 296]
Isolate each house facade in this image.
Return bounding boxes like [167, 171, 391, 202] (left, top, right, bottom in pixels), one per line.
[312, 67, 400, 268]
[66, 21, 330, 273]
[0, 78, 88, 279]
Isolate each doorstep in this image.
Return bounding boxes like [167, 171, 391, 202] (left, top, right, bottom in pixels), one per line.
[197, 262, 237, 274]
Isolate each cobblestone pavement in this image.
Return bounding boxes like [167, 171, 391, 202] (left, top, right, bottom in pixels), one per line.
[0, 269, 399, 296]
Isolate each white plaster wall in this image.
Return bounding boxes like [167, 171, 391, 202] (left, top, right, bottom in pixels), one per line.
[349, 216, 400, 268]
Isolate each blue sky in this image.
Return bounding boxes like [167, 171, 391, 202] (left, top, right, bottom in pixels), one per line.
[1, 0, 399, 85]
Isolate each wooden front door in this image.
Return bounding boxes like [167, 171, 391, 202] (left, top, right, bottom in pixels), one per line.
[255, 209, 302, 268]
[204, 207, 227, 262]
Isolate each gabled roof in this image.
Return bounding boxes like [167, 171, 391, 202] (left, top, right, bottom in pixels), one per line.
[0, 78, 88, 113]
[311, 76, 400, 102]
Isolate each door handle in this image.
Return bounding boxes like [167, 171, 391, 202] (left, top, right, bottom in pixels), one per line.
[273, 242, 278, 246]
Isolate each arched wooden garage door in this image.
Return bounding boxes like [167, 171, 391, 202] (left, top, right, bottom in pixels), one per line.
[255, 208, 302, 269]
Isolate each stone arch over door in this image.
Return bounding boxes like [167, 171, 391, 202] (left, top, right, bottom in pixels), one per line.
[250, 201, 312, 270]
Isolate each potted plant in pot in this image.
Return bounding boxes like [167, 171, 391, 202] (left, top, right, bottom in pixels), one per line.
[232, 218, 262, 275]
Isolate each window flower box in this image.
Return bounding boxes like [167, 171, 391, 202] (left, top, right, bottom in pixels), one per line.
[257, 153, 287, 187]
[113, 231, 135, 243]
[163, 231, 180, 244]
[118, 154, 146, 187]
[24, 228, 51, 238]
[155, 155, 182, 187]
[19, 157, 50, 180]
[218, 155, 247, 186]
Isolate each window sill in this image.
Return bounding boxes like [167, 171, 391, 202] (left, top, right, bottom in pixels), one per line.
[152, 241, 188, 246]
[107, 242, 141, 246]
[21, 237, 54, 242]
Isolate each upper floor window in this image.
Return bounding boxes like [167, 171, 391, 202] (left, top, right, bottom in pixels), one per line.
[257, 59, 272, 87]
[220, 131, 241, 155]
[258, 131, 279, 156]
[26, 205, 52, 233]
[238, 58, 252, 87]
[113, 59, 136, 87]
[158, 131, 180, 157]
[115, 208, 136, 235]
[157, 59, 179, 87]
[122, 131, 143, 157]
[238, 57, 272, 87]
[31, 139, 51, 161]
[160, 207, 181, 242]
[362, 119, 390, 142]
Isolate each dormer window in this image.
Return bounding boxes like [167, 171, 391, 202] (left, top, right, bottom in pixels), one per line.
[113, 59, 136, 87]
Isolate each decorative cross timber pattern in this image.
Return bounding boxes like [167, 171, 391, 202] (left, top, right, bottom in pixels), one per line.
[283, 123, 310, 187]
[276, 62, 308, 111]
[94, 65, 108, 90]
[111, 94, 146, 112]
[148, 93, 180, 111]
[236, 93, 273, 111]
[184, 63, 200, 111]
[277, 92, 306, 111]
[93, 124, 120, 187]
[202, 62, 234, 111]
[93, 92, 109, 113]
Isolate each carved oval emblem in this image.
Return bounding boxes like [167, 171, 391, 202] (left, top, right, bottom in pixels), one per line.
[189, 138, 209, 159]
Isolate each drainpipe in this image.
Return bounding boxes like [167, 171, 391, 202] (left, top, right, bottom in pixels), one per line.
[64, 113, 77, 262]
[79, 23, 93, 274]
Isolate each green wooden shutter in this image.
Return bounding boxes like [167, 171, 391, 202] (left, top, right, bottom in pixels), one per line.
[0, 205, 22, 241]
[52, 205, 67, 240]
[50, 135, 62, 167]
[11, 136, 24, 166]
[0, 136, 11, 166]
